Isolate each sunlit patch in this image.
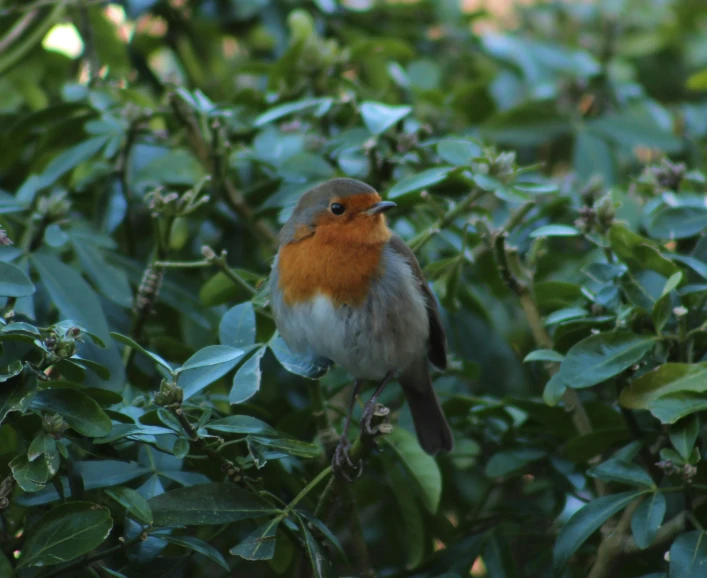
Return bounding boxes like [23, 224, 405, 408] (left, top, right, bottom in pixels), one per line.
[470, 556, 486, 576]
[136, 14, 167, 37]
[523, 473, 535, 483]
[447, 512, 459, 527]
[222, 37, 239, 59]
[42, 23, 84, 59]
[341, 0, 374, 11]
[104, 4, 134, 42]
[433, 538, 446, 551]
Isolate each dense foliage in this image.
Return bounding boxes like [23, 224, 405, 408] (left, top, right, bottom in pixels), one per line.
[2, 1, 707, 577]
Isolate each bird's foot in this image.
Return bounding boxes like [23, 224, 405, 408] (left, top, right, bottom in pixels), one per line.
[361, 402, 390, 437]
[332, 436, 361, 482]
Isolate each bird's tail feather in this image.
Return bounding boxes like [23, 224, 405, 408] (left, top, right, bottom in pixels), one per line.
[400, 370, 454, 455]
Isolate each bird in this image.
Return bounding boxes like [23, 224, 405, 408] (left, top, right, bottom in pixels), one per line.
[270, 178, 453, 474]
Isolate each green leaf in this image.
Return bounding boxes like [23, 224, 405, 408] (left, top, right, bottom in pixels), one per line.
[72, 241, 133, 308]
[573, 128, 615, 184]
[436, 139, 481, 166]
[10, 454, 49, 491]
[298, 517, 332, 578]
[388, 167, 455, 200]
[485, 448, 545, 478]
[149, 482, 277, 526]
[0, 261, 35, 297]
[229, 518, 280, 560]
[31, 253, 110, 343]
[385, 428, 442, 514]
[669, 531, 707, 578]
[177, 346, 245, 400]
[553, 491, 646, 571]
[0, 374, 36, 424]
[647, 393, 707, 424]
[230, 347, 266, 405]
[631, 492, 666, 550]
[543, 373, 568, 406]
[529, 225, 581, 238]
[646, 206, 707, 240]
[608, 225, 678, 278]
[588, 112, 682, 153]
[94, 424, 174, 444]
[387, 462, 424, 569]
[512, 182, 558, 195]
[254, 98, 333, 127]
[669, 415, 700, 461]
[179, 345, 245, 372]
[32, 388, 112, 437]
[219, 303, 256, 348]
[587, 460, 655, 488]
[360, 101, 412, 135]
[37, 136, 109, 189]
[19, 502, 113, 568]
[558, 332, 657, 389]
[206, 415, 277, 436]
[110, 332, 173, 372]
[161, 535, 230, 570]
[619, 363, 707, 410]
[28, 432, 57, 462]
[105, 487, 153, 525]
[524, 349, 564, 363]
[269, 336, 331, 379]
[248, 435, 320, 458]
[0, 360, 24, 383]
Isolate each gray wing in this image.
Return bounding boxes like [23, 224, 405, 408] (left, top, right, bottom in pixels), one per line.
[388, 235, 447, 370]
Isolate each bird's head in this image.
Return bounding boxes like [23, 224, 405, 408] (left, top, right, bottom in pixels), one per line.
[279, 178, 396, 246]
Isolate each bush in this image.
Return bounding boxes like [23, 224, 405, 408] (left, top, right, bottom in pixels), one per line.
[1, 1, 707, 577]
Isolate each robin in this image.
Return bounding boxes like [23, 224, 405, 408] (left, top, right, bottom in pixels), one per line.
[270, 178, 454, 473]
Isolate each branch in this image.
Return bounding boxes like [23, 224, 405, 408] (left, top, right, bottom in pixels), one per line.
[409, 188, 485, 251]
[491, 220, 601, 495]
[168, 92, 278, 248]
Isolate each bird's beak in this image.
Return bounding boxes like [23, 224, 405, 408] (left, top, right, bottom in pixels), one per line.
[365, 201, 397, 215]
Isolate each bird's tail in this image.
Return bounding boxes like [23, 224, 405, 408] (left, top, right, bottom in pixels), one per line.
[400, 364, 454, 456]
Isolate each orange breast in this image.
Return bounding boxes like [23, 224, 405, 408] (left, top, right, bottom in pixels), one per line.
[278, 235, 388, 307]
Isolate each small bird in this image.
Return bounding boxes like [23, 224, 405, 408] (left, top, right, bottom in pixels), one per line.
[270, 178, 453, 472]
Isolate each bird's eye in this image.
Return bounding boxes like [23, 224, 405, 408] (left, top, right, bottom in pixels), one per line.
[330, 203, 346, 216]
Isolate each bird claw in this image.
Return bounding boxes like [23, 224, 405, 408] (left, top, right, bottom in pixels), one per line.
[332, 437, 361, 482]
[361, 401, 390, 437]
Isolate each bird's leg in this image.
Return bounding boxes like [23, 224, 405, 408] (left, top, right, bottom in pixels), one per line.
[361, 371, 394, 436]
[332, 379, 364, 481]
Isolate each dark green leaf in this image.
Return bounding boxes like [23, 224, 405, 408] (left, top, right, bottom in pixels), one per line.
[385, 428, 442, 514]
[32, 388, 112, 437]
[229, 518, 280, 560]
[206, 415, 277, 436]
[647, 393, 707, 424]
[10, 453, 49, 491]
[388, 461, 424, 568]
[646, 206, 707, 240]
[631, 492, 666, 550]
[669, 415, 700, 461]
[669, 531, 707, 578]
[299, 517, 332, 578]
[269, 336, 331, 379]
[587, 460, 655, 488]
[360, 101, 411, 135]
[105, 486, 153, 525]
[161, 536, 230, 570]
[485, 448, 545, 478]
[37, 136, 109, 189]
[553, 491, 646, 571]
[254, 98, 333, 127]
[230, 347, 266, 405]
[110, 332, 173, 372]
[524, 349, 564, 363]
[388, 167, 455, 200]
[32, 254, 110, 343]
[19, 502, 113, 568]
[219, 303, 256, 348]
[559, 332, 657, 389]
[177, 346, 245, 399]
[149, 482, 277, 526]
[0, 261, 35, 297]
[608, 225, 678, 278]
[529, 225, 581, 238]
[436, 139, 481, 166]
[0, 374, 36, 424]
[619, 363, 707, 411]
[248, 435, 320, 458]
[72, 240, 133, 308]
